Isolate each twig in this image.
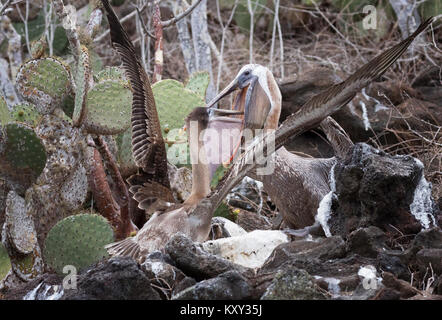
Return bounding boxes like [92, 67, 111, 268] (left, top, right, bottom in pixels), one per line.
[15, 0, 30, 54]
[0, 0, 12, 16]
[269, 0, 278, 72]
[247, 0, 259, 63]
[215, 0, 238, 93]
[276, 1, 284, 79]
[94, 9, 137, 43]
[136, 8, 156, 39]
[152, 4, 163, 83]
[95, 0, 202, 43]
[310, 0, 366, 63]
[161, 0, 203, 28]
[174, 0, 196, 74]
[43, 0, 55, 56]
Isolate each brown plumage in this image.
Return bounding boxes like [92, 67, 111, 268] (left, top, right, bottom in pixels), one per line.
[102, 0, 432, 255]
[106, 108, 213, 259]
[101, 0, 175, 212]
[101, 1, 245, 259]
[190, 17, 434, 229]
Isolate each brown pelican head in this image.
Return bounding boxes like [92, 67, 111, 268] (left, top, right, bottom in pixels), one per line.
[206, 64, 282, 131]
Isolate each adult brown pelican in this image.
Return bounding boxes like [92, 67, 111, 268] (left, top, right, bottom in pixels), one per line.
[205, 63, 350, 230]
[202, 16, 434, 231]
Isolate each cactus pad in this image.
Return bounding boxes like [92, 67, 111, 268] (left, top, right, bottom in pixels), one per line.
[95, 66, 126, 83]
[16, 57, 71, 114]
[5, 191, 37, 255]
[73, 46, 92, 127]
[10, 103, 41, 126]
[4, 123, 47, 177]
[83, 79, 132, 135]
[0, 243, 11, 282]
[0, 94, 11, 125]
[43, 214, 115, 274]
[115, 127, 136, 176]
[60, 164, 88, 211]
[152, 79, 204, 133]
[185, 71, 210, 99]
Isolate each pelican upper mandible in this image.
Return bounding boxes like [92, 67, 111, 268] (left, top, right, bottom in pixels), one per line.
[207, 64, 282, 132]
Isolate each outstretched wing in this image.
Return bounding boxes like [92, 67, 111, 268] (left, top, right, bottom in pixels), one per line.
[101, 0, 174, 208]
[200, 17, 434, 215]
[275, 16, 434, 149]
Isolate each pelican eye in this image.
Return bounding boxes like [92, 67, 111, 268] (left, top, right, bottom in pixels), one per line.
[244, 70, 250, 76]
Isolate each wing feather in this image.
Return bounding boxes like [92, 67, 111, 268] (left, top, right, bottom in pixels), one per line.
[202, 17, 434, 212]
[101, 0, 174, 206]
[101, 0, 169, 182]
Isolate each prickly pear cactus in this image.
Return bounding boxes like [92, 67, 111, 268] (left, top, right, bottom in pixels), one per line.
[43, 214, 114, 274]
[10, 103, 41, 127]
[0, 95, 11, 125]
[73, 46, 92, 126]
[3, 191, 43, 281]
[115, 127, 137, 177]
[83, 79, 132, 135]
[4, 123, 47, 178]
[153, 79, 204, 134]
[29, 114, 86, 247]
[16, 57, 71, 115]
[0, 243, 11, 282]
[185, 71, 210, 100]
[5, 191, 37, 255]
[95, 66, 126, 83]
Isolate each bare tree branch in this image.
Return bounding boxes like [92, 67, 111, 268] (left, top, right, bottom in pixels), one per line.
[152, 4, 163, 83]
[173, 0, 196, 74]
[95, 10, 136, 43]
[215, 0, 238, 93]
[161, 0, 203, 27]
[191, 0, 215, 101]
[15, 0, 30, 54]
[0, 0, 12, 16]
[43, 0, 55, 56]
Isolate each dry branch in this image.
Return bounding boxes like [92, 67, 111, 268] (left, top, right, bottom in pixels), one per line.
[190, 0, 215, 101]
[152, 4, 163, 83]
[53, 0, 80, 58]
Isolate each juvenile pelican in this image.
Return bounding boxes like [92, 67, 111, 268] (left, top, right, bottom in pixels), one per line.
[106, 107, 241, 258]
[101, 0, 242, 259]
